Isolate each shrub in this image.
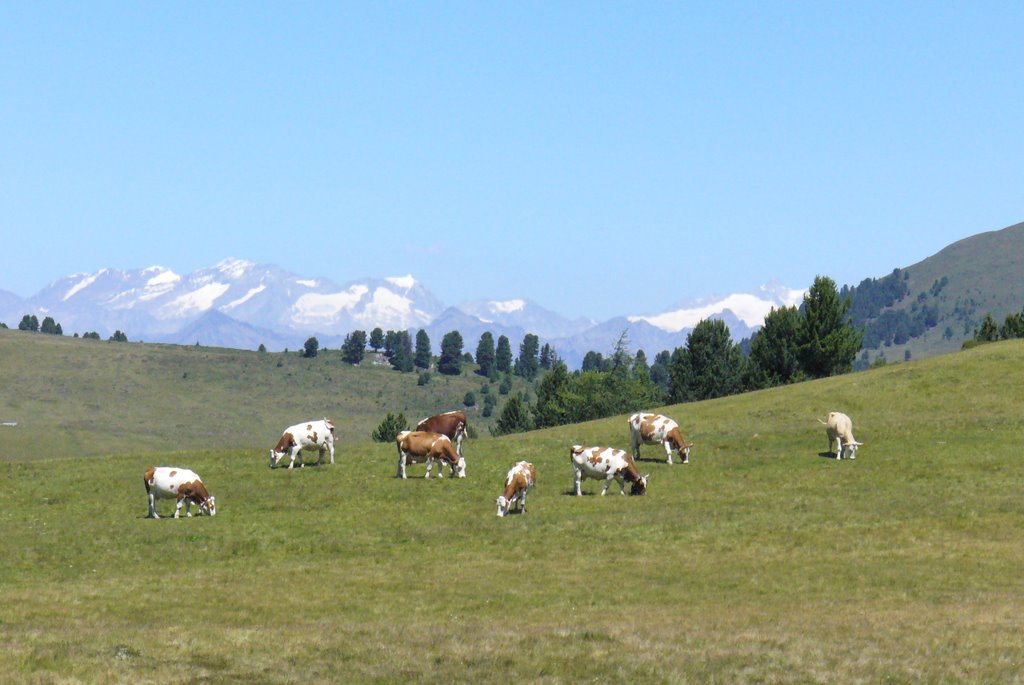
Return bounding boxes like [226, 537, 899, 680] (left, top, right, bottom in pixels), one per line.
[372, 413, 409, 443]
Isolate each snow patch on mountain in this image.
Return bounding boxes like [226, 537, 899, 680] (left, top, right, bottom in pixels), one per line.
[162, 282, 231, 316]
[63, 270, 108, 301]
[296, 279, 318, 288]
[629, 283, 806, 333]
[291, 285, 369, 325]
[491, 299, 526, 314]
[223, 284, 266, 311]
[216, 258, 255, 279]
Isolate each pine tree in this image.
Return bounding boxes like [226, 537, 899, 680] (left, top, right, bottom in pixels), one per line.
[386, 331, 414, 372]
[514, 333, 540, 380]
[437, 330, 464, 375]
[414, 329, 432, 370]
[581, 351, 604, 372]
[796, 275, 863, 378]
[495, 335, 513, 373]
[475, 332, 496, 377]
[975, 313, 1000, 342]
[341, 331, 367, 364]
[533, 362, 573, 429]
[747, 305, 802, 388]
[372, 412, 409, 442]
[303, 336, 320, 358]
[492, 396, 533, 436]
[369, 327, 385, 351]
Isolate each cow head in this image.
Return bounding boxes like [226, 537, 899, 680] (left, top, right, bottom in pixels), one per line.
[679, 441, 693, 461]
[630, 474, 649, 496]
[269, 449, 283, 468]
[200, 496, 217, 516]
[844, 441, 862, 459]
[496, 495, 510, 517]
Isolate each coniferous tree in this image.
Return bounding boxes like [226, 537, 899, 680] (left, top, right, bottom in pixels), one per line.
[1000, 308, 1024, 339]
[581, 351, 604, 372]
[303, 336, 320, 358]
[414, 329, 432, 370]
[369, 327, 385, 352]
[437, 330, 464, 375]
[975, 313, 1000, 342]
[341, 331, 367, 364]
[746, 305, 802, 388]
[492, 396, 533, 436]
[475, 332, 496, 377]
[109, 330, 128, 342]
[495, 335, 513, 373]
[796, 275, 863, 378]
[386, 330, 414, 372]
[19, 315, 39, 332]
[532, 362, 573, 429]
[514, 333, 540, 380]
[372, 412, 409, 442]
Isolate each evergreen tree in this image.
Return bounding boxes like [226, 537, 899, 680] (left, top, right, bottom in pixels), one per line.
[369, 327, 385, 351]
[386, 330, 414, 372]
[19, 314, 39, 332]
[796, 275, 863, 378]
[414, 329, 432, 370]
[341, 331, 367, 364]
[303, 336, 320, 358]
[514, 333, 540, 380]
[532, 362, 574, 429]
[581, 351, 604, 372]
[40, 317, 62, 335]
[683, 319, 743, 400]
[492, 396, 533, 436]
[482, 392, 497, 417]
[258, 343, 267, 353]
[539, 343, 558, 370]
[974, 313, 999, 342]
[372, 412, 409, 442]
[746, 305, 802, 388]
[495, 335, 513, 373]
[475, 332, 496, 377]
[650, 350, 672, 397]
[109, 330, 128, 342]
[1000, 308, 1024, 339]
[463, 391, 476, 407]
[437, 330, 464, 375]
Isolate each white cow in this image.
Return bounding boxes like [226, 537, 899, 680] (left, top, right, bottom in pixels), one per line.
[819, 411, 862, 459]
[496, 461, 537, 517]
[270, 418, 336, 469]
[629, 412, 693, 465]
[570, 445, 648, 496]
[143, 467, 217, 519]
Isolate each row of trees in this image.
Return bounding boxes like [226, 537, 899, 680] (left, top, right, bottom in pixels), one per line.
[973, 306, 1024, 343]
[490, 275, 864, 435]
[8, 314, 125, 342]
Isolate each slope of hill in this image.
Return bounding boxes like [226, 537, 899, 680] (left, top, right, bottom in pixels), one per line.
[1, 333, 1022, 682]
[848, 221, 1024, 363]
[0, 328, 527, 461]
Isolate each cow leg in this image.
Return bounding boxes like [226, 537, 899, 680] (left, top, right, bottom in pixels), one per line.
[424, 457, 433, 479]
[396, 450, 407, 479]
[573, 469, 583, 496]
[664, 441, 674, 465]
[174, 496, 185, 519]
[631, 435, 641, 462]
[601, 477, 612, 496]
[328, 440, 335, 465]
[147, 492, 159, 519]
[317, 447, 325, 465]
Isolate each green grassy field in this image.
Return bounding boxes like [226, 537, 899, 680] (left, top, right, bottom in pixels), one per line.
[0, 329, 527, 461]
[1, 336, 1023, 683]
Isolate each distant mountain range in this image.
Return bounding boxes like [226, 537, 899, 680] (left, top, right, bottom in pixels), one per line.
[0, 258, 803, 368]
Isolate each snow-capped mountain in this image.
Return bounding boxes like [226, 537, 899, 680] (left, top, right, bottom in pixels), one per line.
[3, 259, 804, 368]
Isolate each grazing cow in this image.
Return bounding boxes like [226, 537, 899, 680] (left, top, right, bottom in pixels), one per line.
[395, 430, 467, 479]
[818, 411, 862, 459]
[270, 418, 336, 469]
[570, 445, 648, 496]
[416, 411, 467, 457]
[629, 412, 693, 465]
[496, 461, 537, 517]
[143, 467, 217, 519]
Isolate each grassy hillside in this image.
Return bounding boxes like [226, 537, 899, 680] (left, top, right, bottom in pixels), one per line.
[1, 338, 1022, 682]
[0, 329, 526, 461]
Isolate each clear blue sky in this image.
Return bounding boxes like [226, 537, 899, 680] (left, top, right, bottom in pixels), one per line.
[2, 2, 1021, 319]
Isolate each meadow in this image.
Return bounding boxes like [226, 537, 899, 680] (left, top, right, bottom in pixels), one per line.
[1, 334, 1023, 683]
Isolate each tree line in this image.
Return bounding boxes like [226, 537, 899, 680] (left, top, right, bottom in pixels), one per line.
[4, 314, 126, 341]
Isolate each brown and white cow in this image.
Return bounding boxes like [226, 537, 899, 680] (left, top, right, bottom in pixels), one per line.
[629, 412, 693, 465]
[395, 430, 467, 479]
[416, 411, 467, 457]
[818, 411, 862, 459]
[569, 445, 648, 496]
[143, 466, 217, 519]
[270, 418, 336, 469]
[496, 461, 537, 517]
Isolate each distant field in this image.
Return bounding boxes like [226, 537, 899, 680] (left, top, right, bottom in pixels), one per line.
[1, 336, 1023, 683]
[0, 329, 525, 461]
